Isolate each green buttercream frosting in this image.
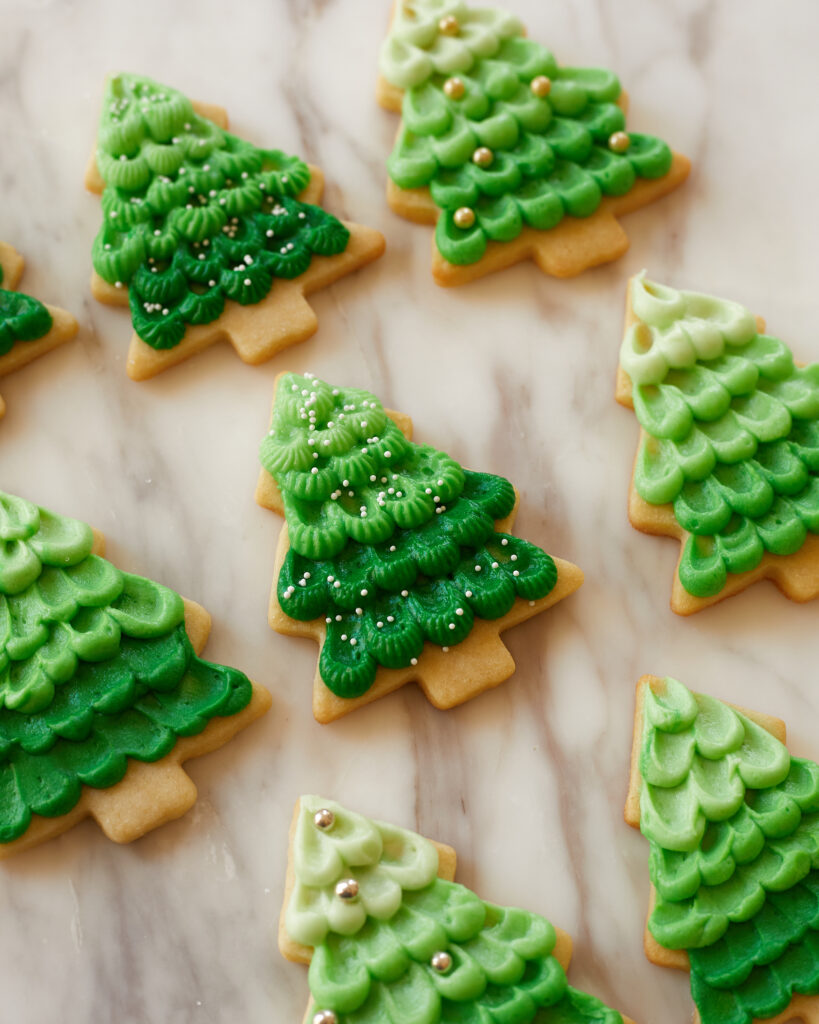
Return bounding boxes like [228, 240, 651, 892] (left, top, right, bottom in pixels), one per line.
[380, 1, 673, 265]
[637, 677, 819, 1024]
[288, 796, 623, 1023]
[621, 275, 819, 598]
[259, 373, 558, 699]
[379, 1, 524, 89]
[0, 268, 53, 356]
[0, 491, 253, 842]
[92, 73, 350, 349]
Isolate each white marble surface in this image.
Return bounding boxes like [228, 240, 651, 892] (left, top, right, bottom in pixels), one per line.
[0, 1, 818, 1021]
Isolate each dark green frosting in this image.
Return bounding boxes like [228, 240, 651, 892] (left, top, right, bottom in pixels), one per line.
[0, 264, 53, 357]
[260, 374, 558, 698]
[0, 490, 252, 841]
[92, 74, 350, 349]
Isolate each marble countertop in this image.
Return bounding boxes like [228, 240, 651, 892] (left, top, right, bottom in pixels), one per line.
[1, 1, 818, 1021]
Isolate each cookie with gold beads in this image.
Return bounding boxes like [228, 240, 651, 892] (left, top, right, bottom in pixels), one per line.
[280, 795, 638, 1024]
[377, 0, 690, 285]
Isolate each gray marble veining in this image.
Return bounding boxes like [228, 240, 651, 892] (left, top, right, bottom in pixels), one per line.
[0, 1, 817, 1021]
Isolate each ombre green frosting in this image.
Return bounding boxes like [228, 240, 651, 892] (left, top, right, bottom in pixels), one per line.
[621, 275, 819, 598]
[0, 265, 53, 356]
[288, 796, 623, 1024]
[259, 373, 558, 699]
[380, 0, 673, 265]
[92, 73, 349, 349]
[637, 677, 819, 1024]
[0, 491, 252, 842]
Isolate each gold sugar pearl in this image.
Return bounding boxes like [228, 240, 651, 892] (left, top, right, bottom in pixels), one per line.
[530, 75, 552, 98]
[608, 130, 630, 153]
[438, 14, 460, 34]
[471, 146, 494, 168]
[453, 206, 476, 229]
[443, 76, 465, 100]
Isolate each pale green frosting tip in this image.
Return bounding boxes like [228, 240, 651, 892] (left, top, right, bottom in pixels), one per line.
[639, 678, 791, 852]
[620, 273, 759, 387]
[380, 0, 524, 89]
[0, 491, 94, 596]
[286, 796, 440, 948]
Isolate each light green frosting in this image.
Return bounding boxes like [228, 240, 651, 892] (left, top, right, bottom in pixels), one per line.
[639, 678, 791, 853]
[0, 491, 95, 595]
[0, 491, 186, 714]
[379, 0, 524, 90]
[620, 274, 758, 387]
[286, 796, 440, 947]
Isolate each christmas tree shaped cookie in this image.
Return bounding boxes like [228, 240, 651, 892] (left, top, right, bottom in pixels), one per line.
[281, 795, 635, 1024]
[0, 490, 271, 856]
[86, 73, 385, 381]
[625, 675, 819, 1024]
[0, 242, 78, 417]
[256, 372, 583, 723]
[616, 273, 819, 614]
[377, 0, 690, 285]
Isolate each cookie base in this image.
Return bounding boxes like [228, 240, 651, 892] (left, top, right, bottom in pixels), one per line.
[0, 530, 271, 858]
[256, 383, 583, 723]
[623, 676, 816, 1024]
[0, 242, 79, 419]
[85, 101, 385, 381]
[279, 797, 634, 1024]
[616, 280, 819, 614]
